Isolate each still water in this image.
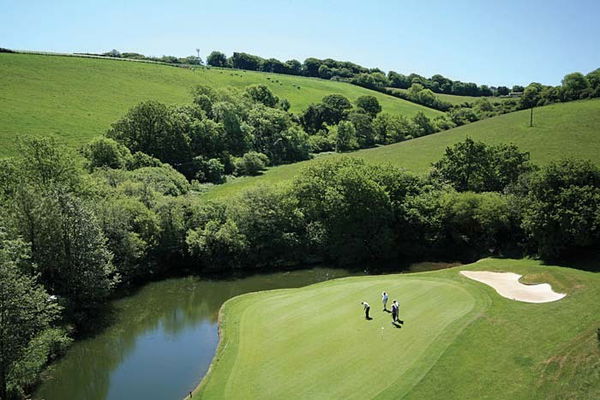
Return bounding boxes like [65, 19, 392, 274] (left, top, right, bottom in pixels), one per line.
[34, 268, 362, 400]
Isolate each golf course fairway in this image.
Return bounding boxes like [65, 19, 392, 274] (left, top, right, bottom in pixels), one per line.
[196, 258, 600, 399]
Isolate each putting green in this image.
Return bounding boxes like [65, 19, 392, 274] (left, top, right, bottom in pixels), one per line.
[199, 276, 482, 399]
[196, 259, 600, 399]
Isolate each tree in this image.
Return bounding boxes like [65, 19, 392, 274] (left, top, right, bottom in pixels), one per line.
[412, 111, 436, 137]
[561, 72, 590, 100]
[106, 101, 192, 169]
[302, 58, 322, 77]
[334, 121, 358, 152]
[284, 59, 302, 75]
[247, 106, 309, 164]
[321, 94, 352, 124]
[206, 51, 227, 67]
[355, 95, 382, 117]
[95, 197, 160, 284]
[519, 83, 543, 108]
[431, 138, 532, 192]
[497, 86, 510, 96]
[586, 68, 600, 96]
[348, 111, 375, 147]
[292, 158, 395, 263]
[521, 159, 600, 258]
[234, 152, 269, 176]
[244, 85, 279, 107]
[230, 52, 263, 70]
[186, 219, 247, 269]
[80, 137, 132, 171]
[0, 228, 61, 400]
[229, 186, 305, 266]
[388, 71, 411, 89]
[372, 113, 412, 144]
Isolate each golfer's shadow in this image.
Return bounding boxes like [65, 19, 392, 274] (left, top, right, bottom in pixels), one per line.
[392, 320, 405, 329]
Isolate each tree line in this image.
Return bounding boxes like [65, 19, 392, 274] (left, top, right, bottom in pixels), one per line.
[99, 84, 450, 184]
[2, 134, 599, 398]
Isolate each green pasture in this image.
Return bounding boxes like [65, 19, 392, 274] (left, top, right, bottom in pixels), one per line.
[201, 99, 600, 200]
[389, 87, 515, 105]
[0, 53, 440, 157]
[197, 258, 600, 399]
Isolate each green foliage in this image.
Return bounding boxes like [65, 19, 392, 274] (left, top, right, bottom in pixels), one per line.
[372, 113, 413, 144]
[234, 152, 269, 176]
[206, 51, 227, 67]
[244, 84, 279, 107]
[95, 196, 160, 283]
[412, 111, 436, 137]
[0, 227, 62, 399]
[292, 158, 395, 264]
[106, 101, 192, 167]
[186, 219, 247, 270]
[355, 95, 382, 117]
[321, 94, 353, 124]
[128, 165, 190, 196]
[334, 121, 359, 152]
[431, 138, 532, 192]
[349, 111, 376, 147]
[80, 136, 132, 171]
[562, 72, 590, 101]
[229, 186, 305, 266]
[521, 159, 600, 258]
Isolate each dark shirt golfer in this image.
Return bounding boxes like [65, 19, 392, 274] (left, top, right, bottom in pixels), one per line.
[391, 300, 399, 323]
[361, 301, 371, 319]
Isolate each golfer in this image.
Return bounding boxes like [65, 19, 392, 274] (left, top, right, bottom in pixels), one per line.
[391, 300, 399, 323]
[361, 301, 371, 319]
[382, 291, 389, 311]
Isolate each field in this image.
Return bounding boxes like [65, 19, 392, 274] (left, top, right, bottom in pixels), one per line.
[197, 258, 600, 399]
[0, 53, 440, 157]
[201, 99, 600, 200]
[388, 87, 515, 105]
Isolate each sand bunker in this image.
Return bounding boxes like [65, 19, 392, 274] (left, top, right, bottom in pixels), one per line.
[460, 271, 566, 303]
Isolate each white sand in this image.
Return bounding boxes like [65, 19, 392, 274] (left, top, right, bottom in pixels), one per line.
[460, 271, 566, 303]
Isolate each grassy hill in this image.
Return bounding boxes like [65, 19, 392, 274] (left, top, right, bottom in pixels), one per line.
[0, 53, 440, 157]
[196, 258, 600, 399]
[201, 99, 600, 200]
[389, 87, 515, 105]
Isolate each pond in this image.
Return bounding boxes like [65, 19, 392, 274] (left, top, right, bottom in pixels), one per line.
[34, 267, 364, 400]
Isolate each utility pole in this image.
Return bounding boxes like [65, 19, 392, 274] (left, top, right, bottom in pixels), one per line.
[196, 48, 200, 65]
[529, 107, 534, 127]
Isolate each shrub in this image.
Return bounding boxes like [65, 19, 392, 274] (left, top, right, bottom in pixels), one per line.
[234, 152, 269, 176]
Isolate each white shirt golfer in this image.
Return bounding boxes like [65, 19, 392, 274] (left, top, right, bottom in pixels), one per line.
[382, 292, 389, 310]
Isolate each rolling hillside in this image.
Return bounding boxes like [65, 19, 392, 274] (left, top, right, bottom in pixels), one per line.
[0, 53, 441, 157]
[197, 258, 600, 399]
[202, 99, 600, 200]
[389, 87, 516, 105]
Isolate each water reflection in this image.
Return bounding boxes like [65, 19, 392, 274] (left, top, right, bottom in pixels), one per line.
[35, 268, 361, 400]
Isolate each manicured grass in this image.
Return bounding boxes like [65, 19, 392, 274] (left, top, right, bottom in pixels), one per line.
[197, 258, 600, 399]
[201, 99, 600, 200]
[0, 53, 440, 157]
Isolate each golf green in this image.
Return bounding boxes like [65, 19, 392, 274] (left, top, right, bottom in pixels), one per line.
[196, 259, 600, 399]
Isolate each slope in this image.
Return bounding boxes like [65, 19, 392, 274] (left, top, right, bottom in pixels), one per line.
[201, 99, 600, 200]
[0, 53, 440, 157]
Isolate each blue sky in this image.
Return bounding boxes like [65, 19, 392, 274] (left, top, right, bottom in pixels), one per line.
[1, 0, 599, 87]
